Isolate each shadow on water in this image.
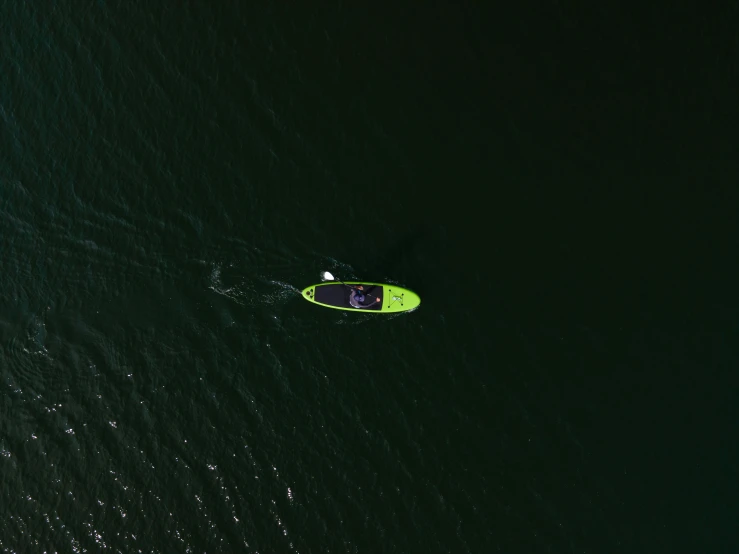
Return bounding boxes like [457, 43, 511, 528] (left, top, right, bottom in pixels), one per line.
[351, 223, 445, 297]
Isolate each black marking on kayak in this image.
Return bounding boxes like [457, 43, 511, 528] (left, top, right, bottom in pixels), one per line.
[387, 289, 404, 309]
[313, 283, 383, 311]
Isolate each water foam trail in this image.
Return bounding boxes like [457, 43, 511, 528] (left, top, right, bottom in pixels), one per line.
[207, 261, 302, 308]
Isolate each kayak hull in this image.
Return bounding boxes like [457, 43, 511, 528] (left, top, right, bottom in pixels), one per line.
[301, 282, 421, 313]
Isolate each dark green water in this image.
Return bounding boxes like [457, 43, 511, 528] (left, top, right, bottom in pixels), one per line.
[1, 3, 737, 552]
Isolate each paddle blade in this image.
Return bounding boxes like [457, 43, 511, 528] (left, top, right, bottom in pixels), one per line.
[321, 271, 335, 281]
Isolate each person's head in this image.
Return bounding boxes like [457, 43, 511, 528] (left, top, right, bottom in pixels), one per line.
[356, 292, 365, 303]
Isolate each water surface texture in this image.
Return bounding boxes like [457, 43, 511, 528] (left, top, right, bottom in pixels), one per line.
[1, 3, 737, 553]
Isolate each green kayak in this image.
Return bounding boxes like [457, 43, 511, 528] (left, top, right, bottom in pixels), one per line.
[301, 282, 421, 313]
